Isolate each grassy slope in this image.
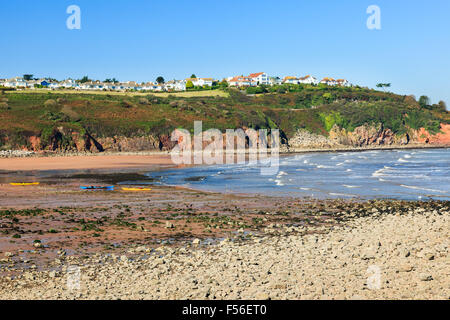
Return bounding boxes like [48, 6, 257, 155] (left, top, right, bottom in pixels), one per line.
[0, 86, 449, 150]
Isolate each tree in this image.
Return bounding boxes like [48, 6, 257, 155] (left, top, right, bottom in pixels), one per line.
[190, 74, 197, 79]
[23, 74, 34, 81]
[438, 100, 447, 111]
[156, 76, 165, 84]
[219, 80, 229, 88]
[79, 76, 90, 83]
[186, 81, 194, 89]
[418, 95, 430, 108]
[376, 83, 391, 92]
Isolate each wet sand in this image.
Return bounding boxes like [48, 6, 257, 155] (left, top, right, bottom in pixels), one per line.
[0, 175, 345, 272]
[0, 154, 174, 171]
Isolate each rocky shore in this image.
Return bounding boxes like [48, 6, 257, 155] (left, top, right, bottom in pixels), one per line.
[0, 150, 35, 158]
[0, 199, 448, 300]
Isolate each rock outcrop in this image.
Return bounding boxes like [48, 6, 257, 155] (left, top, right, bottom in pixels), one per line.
[288, 123, 449, 149]
[412, 124, 450, 145]
[288, 129, 339, 149]
[2, 122, 449, 154]
[329, 123, 409, 147]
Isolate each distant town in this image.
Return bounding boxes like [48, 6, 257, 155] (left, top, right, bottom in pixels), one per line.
[0, 73, 352, 92]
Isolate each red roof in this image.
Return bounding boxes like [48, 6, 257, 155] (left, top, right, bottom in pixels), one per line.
[229, 76, 251, 82]
[248, 72, 264, 78]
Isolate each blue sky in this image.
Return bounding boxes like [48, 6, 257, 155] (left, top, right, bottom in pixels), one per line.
[1, 0, 449, 105]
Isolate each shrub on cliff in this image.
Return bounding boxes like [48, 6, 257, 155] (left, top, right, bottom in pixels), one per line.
[44, 99, 58, 107]
[0, 102, 10, 110]
[60, 105, 81, 122]
[319, 112, 347, 132]
[121, 101, 134, 108]
[138, 98, 149, 105]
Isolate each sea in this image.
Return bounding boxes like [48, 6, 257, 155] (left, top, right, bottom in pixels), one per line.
[147, 148, 450, 200]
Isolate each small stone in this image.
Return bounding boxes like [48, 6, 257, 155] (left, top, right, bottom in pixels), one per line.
[424, 253, 435, 261]
[98, 288, 107, 295]
[419, 273, 433, 281]
[135, 246, 147, 253]
[34, 242, 43, 248]
[165, 221, 174, 229]
[397, 265, 414, 273]
[255, 292, 270, 300]
[192, 239, 201, 245]
[4, 252, 14, 257]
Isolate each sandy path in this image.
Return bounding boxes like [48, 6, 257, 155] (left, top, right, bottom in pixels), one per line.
[0, 154, 175, 171]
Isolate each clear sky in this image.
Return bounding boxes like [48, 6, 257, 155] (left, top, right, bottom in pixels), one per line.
[1, 0, 449, 105]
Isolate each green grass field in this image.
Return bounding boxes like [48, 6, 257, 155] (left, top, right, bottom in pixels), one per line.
[7, 89, 229, 98]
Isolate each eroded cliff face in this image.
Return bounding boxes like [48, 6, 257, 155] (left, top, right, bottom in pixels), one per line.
[412, 124, 450, 145]
[288, 123, 450, 149]
[328, 123, 409, 147]
[5, 123, 450, 153]
[16, 128, 159, 153]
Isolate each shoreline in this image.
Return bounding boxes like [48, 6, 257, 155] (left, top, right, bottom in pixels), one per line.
[0, 144, 448, 172]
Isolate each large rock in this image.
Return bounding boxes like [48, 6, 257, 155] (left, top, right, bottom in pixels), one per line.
[288, 129, 338, 149]
[329, 123, 396, 147]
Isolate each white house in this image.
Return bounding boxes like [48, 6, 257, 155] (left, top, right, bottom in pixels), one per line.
[248, 72, 269, 85]
[166, 80, 186, 91]
[141, 82, 158, 91]
[299, 75, 318, 85]
[320, 78, 337, 86]
[49, 82, 61, 89]
[227, 76, 253, 87]
[115, 84, 126, 91]
[61, 79, 78, 88]
[269, 77, 282, 85]
[283, 76, 299, 84]
[186, 78, 213, 87]
[79, 82, 94, 90]
[3, 77, 27, 88]
[336, 79, 350, 87]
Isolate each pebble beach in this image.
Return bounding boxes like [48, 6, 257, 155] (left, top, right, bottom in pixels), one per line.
[0, 198, 448, 300]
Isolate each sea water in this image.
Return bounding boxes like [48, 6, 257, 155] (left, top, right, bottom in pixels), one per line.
[148, 148, 450, 200]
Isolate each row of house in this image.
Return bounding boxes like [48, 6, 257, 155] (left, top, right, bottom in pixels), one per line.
[226, 73, 351, 87]
[0, 77, 189, 92]
[0, 73, 352, 92]
[226, 72, 272, 87]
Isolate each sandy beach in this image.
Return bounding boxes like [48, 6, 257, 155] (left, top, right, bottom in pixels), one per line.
[0, 154, 175, 171]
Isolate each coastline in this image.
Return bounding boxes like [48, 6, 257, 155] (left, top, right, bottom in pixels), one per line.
[0, 143, 448, 171]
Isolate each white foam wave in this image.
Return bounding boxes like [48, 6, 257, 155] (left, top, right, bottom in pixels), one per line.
[400, 185, 446, 194]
